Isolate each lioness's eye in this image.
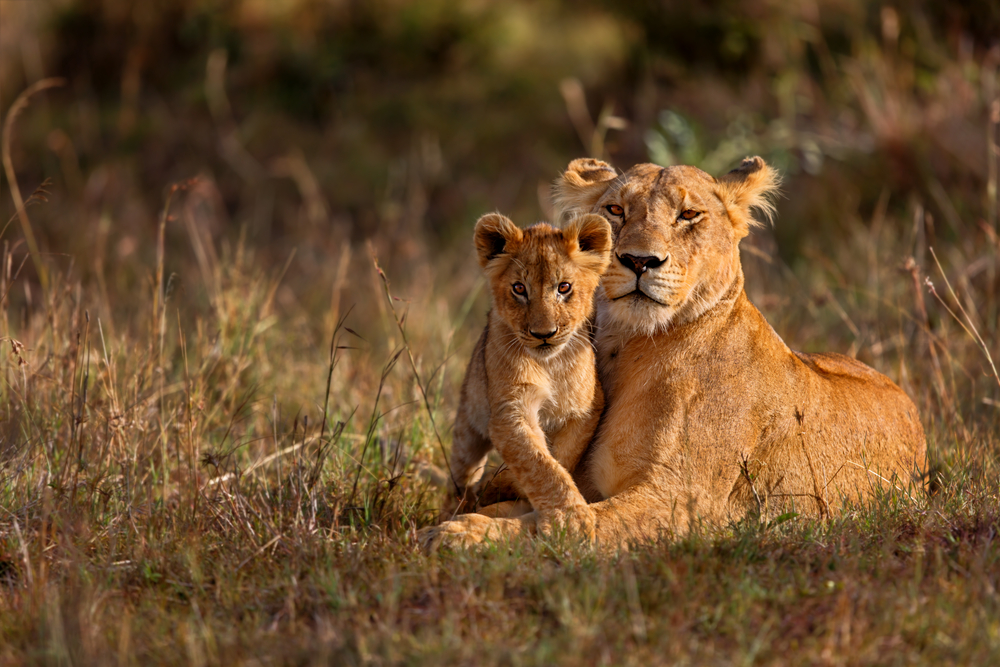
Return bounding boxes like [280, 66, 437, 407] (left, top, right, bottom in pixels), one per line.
[605, 204, 624, 217]
[679, 209, 700, 221]
[512, 282, 526, 296]
[558, 282, 572, 295]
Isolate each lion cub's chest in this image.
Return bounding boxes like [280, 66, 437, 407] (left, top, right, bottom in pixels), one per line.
[532, 352, 596, 433]
[536, 382, 576, 434]
[488, 343, 597, 437]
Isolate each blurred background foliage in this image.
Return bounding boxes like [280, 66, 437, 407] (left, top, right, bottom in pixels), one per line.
[0, 0, 997, 349]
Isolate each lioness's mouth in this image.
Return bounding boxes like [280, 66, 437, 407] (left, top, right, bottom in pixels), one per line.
[612, 288, 667, 306]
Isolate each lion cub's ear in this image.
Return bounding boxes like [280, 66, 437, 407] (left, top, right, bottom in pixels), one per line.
[474, 213, 522, 270]
[553, 158, 618, 222]
[563, 213, 613, 274]
[714, 156, 782, 239]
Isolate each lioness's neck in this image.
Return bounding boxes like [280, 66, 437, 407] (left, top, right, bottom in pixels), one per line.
[595, 271, 749, 404]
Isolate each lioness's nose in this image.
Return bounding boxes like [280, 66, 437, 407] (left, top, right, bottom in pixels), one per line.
[529, 328, 558, 340]
[618, 253, 664, 276]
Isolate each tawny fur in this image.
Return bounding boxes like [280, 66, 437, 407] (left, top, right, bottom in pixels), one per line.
[423, 157, 927, 550]
[444, 212, 612, 537]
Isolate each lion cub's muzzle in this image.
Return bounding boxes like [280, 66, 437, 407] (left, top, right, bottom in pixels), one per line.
[529, 327, 558, 341]
[523, 327, 568, 355]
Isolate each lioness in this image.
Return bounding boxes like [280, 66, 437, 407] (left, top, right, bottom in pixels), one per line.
[445, 212, 612, 535]
[423, 156, 926, 549]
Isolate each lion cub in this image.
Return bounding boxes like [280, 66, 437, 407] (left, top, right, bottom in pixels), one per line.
[447, 212, 612, 530]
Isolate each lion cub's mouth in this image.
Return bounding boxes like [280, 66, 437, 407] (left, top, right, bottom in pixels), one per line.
[525, 338, 564, 356]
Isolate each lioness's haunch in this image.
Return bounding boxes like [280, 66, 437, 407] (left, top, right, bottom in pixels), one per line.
[422, 157, 926, 550]
[443, 213, 612, 537]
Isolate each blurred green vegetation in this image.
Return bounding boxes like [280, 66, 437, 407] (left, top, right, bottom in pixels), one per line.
[2, 0, 996, 266]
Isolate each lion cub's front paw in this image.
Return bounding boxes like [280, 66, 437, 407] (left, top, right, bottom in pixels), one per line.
[537, 505, 596, 542]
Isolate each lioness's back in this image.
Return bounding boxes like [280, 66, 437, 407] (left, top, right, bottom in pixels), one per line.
[795, 351, 891, 383]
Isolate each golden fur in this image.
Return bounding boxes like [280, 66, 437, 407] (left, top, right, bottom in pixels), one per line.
[442, 212, 612, 536]
[422, 157, 927, 550]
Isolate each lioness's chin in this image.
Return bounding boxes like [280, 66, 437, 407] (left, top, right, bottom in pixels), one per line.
[601, 297, 678, 336]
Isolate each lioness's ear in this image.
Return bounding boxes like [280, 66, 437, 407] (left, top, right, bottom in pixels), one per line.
[474, 213, 522, 269]
[714, 156, 781, 238]
[564, 213, 612, 274]
[553, 158, 618, 222]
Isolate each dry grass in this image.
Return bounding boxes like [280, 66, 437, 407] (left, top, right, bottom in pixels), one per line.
[1, 0, 999, 664]
[0, 164, 997, 665]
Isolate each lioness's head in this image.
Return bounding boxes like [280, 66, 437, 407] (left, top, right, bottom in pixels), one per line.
[474, 213, 612, 357]
[554, 157, 780, 335]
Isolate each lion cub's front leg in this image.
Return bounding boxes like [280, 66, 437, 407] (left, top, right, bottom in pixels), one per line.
[549, 381, 603, 477]
[489, 397, 595, 541]
[537, 397, 603, 538]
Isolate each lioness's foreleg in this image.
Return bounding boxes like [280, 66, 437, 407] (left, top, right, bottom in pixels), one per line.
[585, 484, 690, 546]
[417, 512, 537, 551]
[476, 499, 534, 518]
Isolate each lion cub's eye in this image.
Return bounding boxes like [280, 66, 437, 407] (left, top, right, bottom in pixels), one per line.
[557, 282, 572, 295]
[512, 282, 526, 296]
[605, 204, 624, 217]
[679, 209, 701, 221]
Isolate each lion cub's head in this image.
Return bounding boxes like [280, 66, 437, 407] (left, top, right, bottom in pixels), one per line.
[474, 213, 612, 357]
[554, 156, 780, 336]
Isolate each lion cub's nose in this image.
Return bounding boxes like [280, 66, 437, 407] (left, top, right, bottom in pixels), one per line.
[618, 253, 664, 276]
[529, 328, 558, 340]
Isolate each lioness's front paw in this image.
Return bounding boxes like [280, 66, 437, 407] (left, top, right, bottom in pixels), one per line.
[538, 505, 596, 542]
[417, 513, 504, 552]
